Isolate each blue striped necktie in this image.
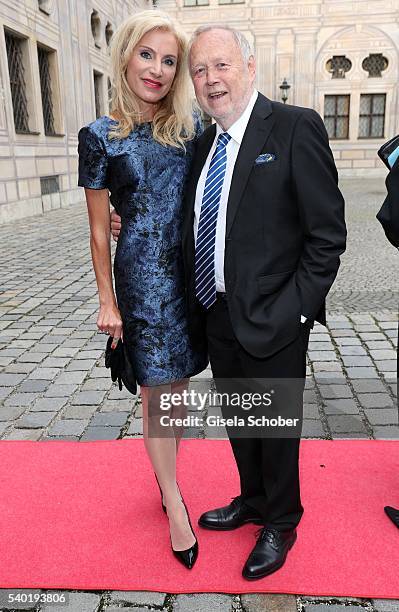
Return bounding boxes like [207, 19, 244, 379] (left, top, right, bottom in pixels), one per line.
[195, 132, 231, 309]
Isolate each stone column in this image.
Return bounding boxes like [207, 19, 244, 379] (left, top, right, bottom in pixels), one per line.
[293, 29, 317, 108]
[253, 36, 276, 100]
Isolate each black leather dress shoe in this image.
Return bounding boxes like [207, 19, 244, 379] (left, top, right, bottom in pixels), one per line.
[385, 506, 399, 528]
[242, 527, 297, 580]
[198, 496, 263, 530]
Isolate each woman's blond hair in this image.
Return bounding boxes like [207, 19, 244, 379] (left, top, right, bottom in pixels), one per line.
[108, 9, 195, 148]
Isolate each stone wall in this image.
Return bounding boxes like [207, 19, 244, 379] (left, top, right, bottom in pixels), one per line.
[1, 0, 398, 223]
[0, 0, 148, 224]
[160, 0, 399, 177]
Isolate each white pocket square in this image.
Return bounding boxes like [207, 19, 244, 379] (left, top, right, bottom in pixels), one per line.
[255, 153, 276, 165]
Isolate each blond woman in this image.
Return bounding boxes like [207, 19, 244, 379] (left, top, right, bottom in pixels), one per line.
[78, 10, 207, 569]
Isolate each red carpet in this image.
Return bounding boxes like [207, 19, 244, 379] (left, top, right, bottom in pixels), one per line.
[0, 438, 398, 598]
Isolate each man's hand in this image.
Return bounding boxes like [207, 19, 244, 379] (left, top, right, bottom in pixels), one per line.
[110, 209, 122, 242]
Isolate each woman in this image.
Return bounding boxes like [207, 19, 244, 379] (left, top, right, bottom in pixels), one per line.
[78, 9, 207, 569]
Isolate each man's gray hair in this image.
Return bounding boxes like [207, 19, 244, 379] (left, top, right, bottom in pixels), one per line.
[189, 24, 254, 62]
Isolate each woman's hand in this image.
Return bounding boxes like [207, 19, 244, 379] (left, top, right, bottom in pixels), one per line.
[97, 303, 123, 348]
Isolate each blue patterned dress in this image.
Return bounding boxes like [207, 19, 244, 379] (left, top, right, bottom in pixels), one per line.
[78, 116, 208, 386]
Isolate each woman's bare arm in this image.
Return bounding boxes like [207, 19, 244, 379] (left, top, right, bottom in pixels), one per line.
[85, 188, 122, 345]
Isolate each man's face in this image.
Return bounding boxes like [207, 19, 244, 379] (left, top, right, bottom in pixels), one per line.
[189, 29, 256, 130]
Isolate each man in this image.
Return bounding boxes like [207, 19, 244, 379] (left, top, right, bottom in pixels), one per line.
[376, 138, 399, 529]
[377, 138, 399, 252]
[111, 25, 346, 578]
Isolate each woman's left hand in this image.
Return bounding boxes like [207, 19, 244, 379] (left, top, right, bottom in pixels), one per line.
[97, 303, 123, 348]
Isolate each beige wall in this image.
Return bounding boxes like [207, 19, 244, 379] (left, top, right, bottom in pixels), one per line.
[161, 0, 399, 177]
[0, 0, 148, 224]
[1, 0, 398, 224]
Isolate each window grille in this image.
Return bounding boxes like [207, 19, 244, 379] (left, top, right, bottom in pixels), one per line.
[359, 94, 385, 138]
[5, 31, 30, 133]
[37, 46, 55, 135]
[40, 175, 59, 195]
[38, 0, 52, 14]
[324, 95, 350, 139]
[94, 72, 102, 119]
[105, 22, 113, 46]
[107, 77, 112, 112]
[362, 54, 388, 78]
[326, 56, 352, 79]
[91, 11, 101, 46]
[184, 0, 209, 6]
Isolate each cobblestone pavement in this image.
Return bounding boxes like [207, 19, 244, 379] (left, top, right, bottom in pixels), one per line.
[0, 179, 398, 612]
[328, 177, 399, 312]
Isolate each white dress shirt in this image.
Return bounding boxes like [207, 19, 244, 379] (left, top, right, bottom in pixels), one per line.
[194, 89, 258, 292]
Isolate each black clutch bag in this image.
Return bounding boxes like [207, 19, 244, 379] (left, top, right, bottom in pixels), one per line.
[378, 135, 399, 169]
[104, 336, 137, 395]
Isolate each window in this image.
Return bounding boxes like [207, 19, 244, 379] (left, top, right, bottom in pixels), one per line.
[105, 22, 113, 47]
[184, 0, 209, 5]
[40, 175, 59, 195]
[362, 54, 388, 78]
[37, 46, 55, 135]
[38, 0, 52, 14]
[358, 94, 385, 139]
[324, 95, 350, 140]
[91, 10, 101, 47]
[219, 0, 245, 3]
[93, 71, 103, 118]
[107, 77, 112, 112]
[5, 31, 30, 133]
[326, 55, 352, 79]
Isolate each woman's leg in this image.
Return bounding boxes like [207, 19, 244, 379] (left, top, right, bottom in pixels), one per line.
[170, 377, 190, 453]
[141, 382, 196, 551]
[143, 379, 190, 501]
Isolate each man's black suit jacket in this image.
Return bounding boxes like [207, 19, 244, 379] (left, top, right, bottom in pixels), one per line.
[377, 158, 399, 248]
[376, 157, 399, 383]
[182, 93, 347, 359]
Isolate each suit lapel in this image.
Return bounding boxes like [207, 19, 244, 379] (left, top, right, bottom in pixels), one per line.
[226, 95, 275, 237]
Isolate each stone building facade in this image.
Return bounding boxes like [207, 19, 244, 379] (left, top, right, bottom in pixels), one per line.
[0, 0, 398, 222]
[0, 0, 148, 223]
[159, 0, 399, 177]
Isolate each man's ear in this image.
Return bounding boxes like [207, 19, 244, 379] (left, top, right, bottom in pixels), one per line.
[248, 55, 256, 81]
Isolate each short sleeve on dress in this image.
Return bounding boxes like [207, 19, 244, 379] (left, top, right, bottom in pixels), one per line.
[78, 126, 109, 189]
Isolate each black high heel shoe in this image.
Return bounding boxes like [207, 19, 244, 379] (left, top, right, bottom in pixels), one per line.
[169, 492, 199, 570]
[154, 473, 166, 514]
